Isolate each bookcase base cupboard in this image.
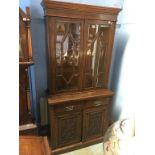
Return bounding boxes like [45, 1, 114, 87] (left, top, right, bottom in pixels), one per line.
[41, 1, 121, 154]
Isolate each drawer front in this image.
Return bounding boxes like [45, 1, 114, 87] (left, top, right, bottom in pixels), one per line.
[85, 97, 110, 109]
[54, 101, 83, 115]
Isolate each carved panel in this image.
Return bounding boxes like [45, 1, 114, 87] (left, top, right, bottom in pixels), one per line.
[57, 113, 82, 147]
[87, 112, 102, 136]
[83, 107, 107, 141]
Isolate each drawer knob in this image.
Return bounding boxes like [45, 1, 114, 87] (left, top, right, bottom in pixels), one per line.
[94, 103, 102, 107]
[65, 106, 74, 111]
[108, 21, 112, 25]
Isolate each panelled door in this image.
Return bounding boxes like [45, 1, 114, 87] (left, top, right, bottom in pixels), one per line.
[83, 106, 109, 141]
[56, 112, 82, 148]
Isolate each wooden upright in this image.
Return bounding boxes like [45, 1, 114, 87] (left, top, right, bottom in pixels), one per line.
[41, 0, 121, 154]
[19, 7, 36, 134]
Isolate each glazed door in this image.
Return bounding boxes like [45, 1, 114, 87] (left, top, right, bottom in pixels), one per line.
[83, 20, 115, 89]
[49, 17, 84, 94]
[83, 106, 108, 141]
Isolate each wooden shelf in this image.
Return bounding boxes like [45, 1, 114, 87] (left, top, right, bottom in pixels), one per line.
[19, 61, 34, 65]
[19, 123, 37, 131]
[48, 88, 114, 105]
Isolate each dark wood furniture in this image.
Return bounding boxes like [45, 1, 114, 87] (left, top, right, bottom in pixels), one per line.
[19, 7, 37, 134]
[41, 1, 121, 154]
[19, 136, 51, 155]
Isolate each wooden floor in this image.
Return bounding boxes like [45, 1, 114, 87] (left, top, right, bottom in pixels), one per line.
[19, 136, 51, 155]
[60, 143, 103, 155]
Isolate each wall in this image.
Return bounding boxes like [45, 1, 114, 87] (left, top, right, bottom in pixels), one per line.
[109, 0, 137, 121]
[110, 0, 155, 123]
[110, 1, 155, 153]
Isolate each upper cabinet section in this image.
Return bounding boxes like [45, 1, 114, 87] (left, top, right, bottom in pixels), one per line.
[42, 0, 121, 94]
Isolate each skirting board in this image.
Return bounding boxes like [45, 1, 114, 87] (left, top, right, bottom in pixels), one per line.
[50, 137, 104, 155]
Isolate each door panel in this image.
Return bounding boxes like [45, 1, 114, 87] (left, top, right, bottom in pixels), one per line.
[56, 112, 82, 147]
[83, 20, 113, 89]
[52, 18, 84, 93]
[83, 106, 108, 141]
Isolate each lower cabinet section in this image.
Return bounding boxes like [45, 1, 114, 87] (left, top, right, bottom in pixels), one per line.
[48, 96, 112, 153]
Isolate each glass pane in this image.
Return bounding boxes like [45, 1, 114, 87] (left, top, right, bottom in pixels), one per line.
[85, 24, 110, 88]
[56, 22, 80, 92]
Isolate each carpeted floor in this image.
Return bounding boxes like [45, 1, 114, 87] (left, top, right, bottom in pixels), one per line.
[60, 143, 103, 155]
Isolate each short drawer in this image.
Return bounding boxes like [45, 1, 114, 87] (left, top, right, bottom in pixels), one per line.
[85, 97, 110, 109]
[54, 101, 83, 115]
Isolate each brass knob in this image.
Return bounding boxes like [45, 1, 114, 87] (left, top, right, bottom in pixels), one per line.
[108, 21, 112, 25]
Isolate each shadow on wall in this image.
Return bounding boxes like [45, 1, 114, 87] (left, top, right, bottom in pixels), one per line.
[30, 18, 48, 125]
[109, 25, 129, 122]
[110, 25, 129, 92]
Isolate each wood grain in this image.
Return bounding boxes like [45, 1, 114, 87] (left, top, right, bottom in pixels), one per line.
[19, 136, 51, 155]
[19, 7, 34, 126]
[42, 0, 121, 15]
[48, 89, 114, 105]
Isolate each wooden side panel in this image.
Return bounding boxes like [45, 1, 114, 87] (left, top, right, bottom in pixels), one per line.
[49, 106, 58, 149]
[19, 66, 32, 125]
[19, 7, 34, 126]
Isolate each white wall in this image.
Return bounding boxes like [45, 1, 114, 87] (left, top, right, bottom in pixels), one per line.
[110, 0, 155, 125]
[110, 0, 137, 121]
